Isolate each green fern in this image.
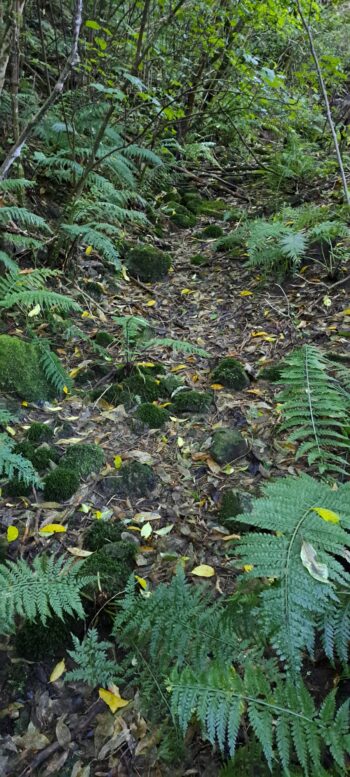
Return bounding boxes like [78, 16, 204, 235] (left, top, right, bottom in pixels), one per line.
[277, 345, 350, 475]
[36, 339, 73, 393]
[0, 269, 81, 314]
[0, 554, 90, 632]
[113, 315, 209, 363]
[232, 474, 350, 670]
[0, 433, 41, 487]
[66, 628, 119, 687]
[170, 663, 350, 775]
[247, 220, 307, 275]
[0, 251, 19, 271]
[0, 206, 51, 232]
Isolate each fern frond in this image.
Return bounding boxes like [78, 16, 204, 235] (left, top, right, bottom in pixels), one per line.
[0, 289, 80, 313]
[66, 628, 119, 687]
[277, 345, 350, 475]
[232, 474, 350, 670]
[0, 178, 32, 192]
[36, 340, 73, 392]
[0, 554, 89, 632]
[0, 251, 19, 271]
[0, 207, 51, 232]
[0, 434, 41, 487]
[60, 223, 120, 267]
[143, 337, 209, 358]
[170, 663, 350, 774]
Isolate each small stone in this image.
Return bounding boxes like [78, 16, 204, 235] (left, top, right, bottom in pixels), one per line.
[101, 461, 157, 499]
[210, 429, 248, 465]
[219, 489, 253, 528]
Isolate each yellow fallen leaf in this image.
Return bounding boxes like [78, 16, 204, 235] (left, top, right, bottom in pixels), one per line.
[181, 288, 194, 295]
[39, 523, 67, 534]
[135, 575, 148, 590]
[210, 383, 224, 390]
[177, 436, 185, 448]
[79, 503, 91, 513]
[5, 426, 16, 436]
[323, 295, 332, 308]
[50, 659, 66, 683]
[146, 300, 156, 307]
[191, 564, 215, 577]
[340, 308, 350, 316]
[28, 303, 41, 317]
[251, 331, 270, 337]
[136, 362, 154, 368]
[63, 386, 69, 394]
[7, 526, 19, 542]
[159, 402, 172, 408]
[311, 507, 340, 524]
[85, 245, 93, 255]
[69, 367, 82, 378]
[81, 311, 92, 318]
[21, 401, 28, 407]
[95, 511, 102, 520]
[114, 455, 122, 469]
[67, 547, 93, 557]
[140, 521, 153, 539]
[243, 564, 253, 572]
[121, 266, 130, 281]
[239, 290, 253, 296]
[171, 364, 187, 372]
[99, 688, 129, 713]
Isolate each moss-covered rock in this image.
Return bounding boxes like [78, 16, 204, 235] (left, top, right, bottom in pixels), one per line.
[84, 520, 123, 551]
[82, 541, 136, 595]
[219, 489, 253, 527]
[26, 422, 54, 443]
[101, 461, 157, 499]
[164, 202, 197, 228]
[258, 363, 284, 382]
[0, 335, 58, 401]
[15, 441, 59, 471]
[200, 224, 224, 239]
[190, 253, 208, 267]
[6, 477, 33, 497]
[200, 199, 226, 217]
[98, 383, 134, 407]
[95, 331, 114, 347]
[210, 429, 248, 465]
[15, 618, 73, 661]
[44, 467, 80, 501]
[135, 402, 169, 428]
[211, 357, 249, 390]
[172, 390, 213, 413]
[182, 194, 203, 214]
[61, 443, 105, 478]
[123, 373, 162, 402]
[125, 244, 171, 282]
[159, 374, 184, 396]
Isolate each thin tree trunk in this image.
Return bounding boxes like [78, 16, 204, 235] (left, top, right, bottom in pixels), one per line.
[295, 0, 349, 205]
[0, 0, 26, 99]
[0, 0, 83, 179]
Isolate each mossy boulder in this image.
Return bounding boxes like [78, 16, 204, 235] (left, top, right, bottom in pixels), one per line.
[14, 441, 59, 471]
[84, 520, 123, 551]
[219, 489, 253, 528]
[164, 201, 197, 228]
[200, 224, 224, 239]
[172, 390, 213, 413]
[98, 383, 134, 407]
[210, 429, 248, 465]
[95, 331, 114, 347]
[190, 253, 208, 267]
[15, 618, 73, 661]
[26, 423, 54, 443]
[159, 374, 184, 396]
[61, 443, 105, 478]
[125, 244, 171, 282]
[135, 402, 169, 428]
[0, 335, 59, 401]
[6, 477, 33, 497]
[200, 199, 226, 217]
[82, 541, 136, 595]
[44, 467, 80, 501]
[182, 194, 203, 214]
[101, 461, 157, 499]
[123, 373, 162, 402]
[211, 357, 249, 390]
[258, 363, 284, 382]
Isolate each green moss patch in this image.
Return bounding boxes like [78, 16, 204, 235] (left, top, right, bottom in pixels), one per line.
[164, 201, 197, 228]
[258, 363, 284, 382]
[84, 521, 123, 551]
[219, 489, 253, 528]
[98, 383, 134, 407]
[0, 335, 58, 401]
[123, 373, 162, 402]
[159, 374, 184, 396]
[95, 331, 114, 347]
[125, 244, 171, 282]
[135, 402, 169, 428]
[61, 443, 105, 478]
[211, 357, 249, 390]
[172, 390, 213, 413]
[182, 194, 203, 214]
[101, 461, 157, 499]
[83, 541, 136, 595]
[199, 225, 224, 239]
[44, 467, 80, 501]
[190, 253, 208, 267]
[15, 618, 73, 661]
[210, 429, 248, 465]
[26, 423, 54, 443]
[15, 441, 59, 471]
[6, 477, 33, 497]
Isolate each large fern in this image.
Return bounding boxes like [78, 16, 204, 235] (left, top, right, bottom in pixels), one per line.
[232, 474, 350, 670]
[0, 554, 90, 633]
[0, 269, 81, 314]
[0, 433, 41, 487]
[170, 663, 350, 775]
[277, 345, 350, 475]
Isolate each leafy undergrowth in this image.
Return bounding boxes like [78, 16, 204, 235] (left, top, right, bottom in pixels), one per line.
[1, 202, 350, 776]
